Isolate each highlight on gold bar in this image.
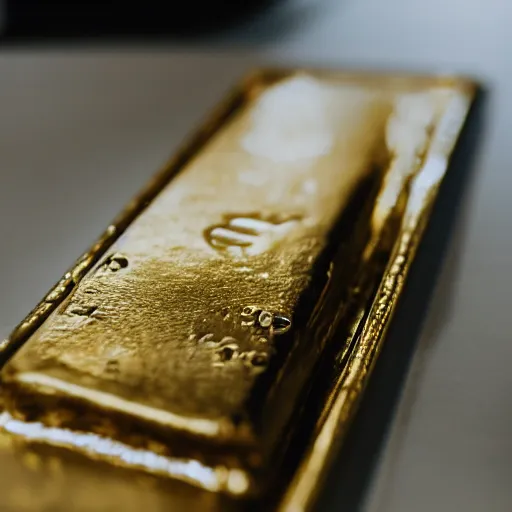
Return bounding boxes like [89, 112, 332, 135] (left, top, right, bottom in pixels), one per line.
[0, 69, 477, 511]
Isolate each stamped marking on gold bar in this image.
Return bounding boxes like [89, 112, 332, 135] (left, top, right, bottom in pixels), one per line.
[204, 214, 301, 257]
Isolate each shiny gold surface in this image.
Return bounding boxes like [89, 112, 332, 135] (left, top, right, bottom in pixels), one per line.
[0, 69, 476, 511]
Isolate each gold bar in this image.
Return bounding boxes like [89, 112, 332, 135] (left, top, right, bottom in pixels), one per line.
[0, 69, 477, 511]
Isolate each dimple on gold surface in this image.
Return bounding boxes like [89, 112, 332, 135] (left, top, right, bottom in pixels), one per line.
[0, 69, 476, 511]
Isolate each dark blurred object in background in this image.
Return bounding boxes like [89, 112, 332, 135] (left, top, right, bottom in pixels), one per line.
[2, 0, 279, 40]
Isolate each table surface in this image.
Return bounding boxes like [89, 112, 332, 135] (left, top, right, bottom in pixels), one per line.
[0, 1, 510, 510]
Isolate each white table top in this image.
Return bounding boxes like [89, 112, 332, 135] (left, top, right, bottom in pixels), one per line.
[0, 1, 510, 510]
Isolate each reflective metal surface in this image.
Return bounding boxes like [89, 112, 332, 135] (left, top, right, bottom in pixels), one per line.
[0, 68, 476, 510]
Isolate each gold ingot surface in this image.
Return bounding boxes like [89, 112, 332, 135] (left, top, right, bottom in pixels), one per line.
[0, 69, 477, 511]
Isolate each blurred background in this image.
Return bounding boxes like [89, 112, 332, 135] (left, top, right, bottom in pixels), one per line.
[0, 1, 510, 511]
